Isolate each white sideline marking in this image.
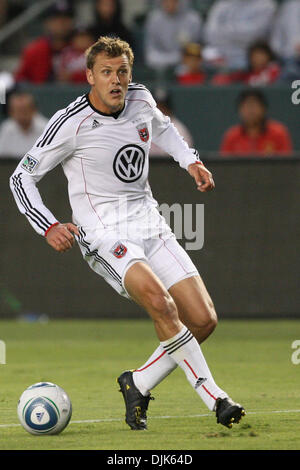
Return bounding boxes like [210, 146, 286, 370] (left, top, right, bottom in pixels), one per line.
[1, 409, 300, 429]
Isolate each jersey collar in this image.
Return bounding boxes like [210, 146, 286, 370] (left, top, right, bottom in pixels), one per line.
[86, 93, 125, 120]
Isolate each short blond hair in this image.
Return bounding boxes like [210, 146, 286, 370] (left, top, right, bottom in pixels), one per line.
[85, 36, 134, 70]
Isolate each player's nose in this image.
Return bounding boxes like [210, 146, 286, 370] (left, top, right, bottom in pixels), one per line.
[111, 72, 121, 84]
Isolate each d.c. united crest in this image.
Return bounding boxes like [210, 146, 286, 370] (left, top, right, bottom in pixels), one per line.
[111, 242, 128, 259]
[136, 123, 149, 142]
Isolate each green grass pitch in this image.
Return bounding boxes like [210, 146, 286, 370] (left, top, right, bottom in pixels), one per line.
[0, 319, 299, 450]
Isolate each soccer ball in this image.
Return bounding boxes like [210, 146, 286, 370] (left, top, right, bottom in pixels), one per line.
[17, 382, 72, 435]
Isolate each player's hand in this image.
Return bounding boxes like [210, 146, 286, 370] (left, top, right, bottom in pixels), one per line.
[45, 223, 80, 253]
[187, 162, 215, 192]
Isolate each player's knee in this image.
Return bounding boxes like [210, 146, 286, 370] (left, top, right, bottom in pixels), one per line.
[203, 299, 218, 331]
[192, 300, 218, 333]
[208, 297, 218, 323]
[147, 291, 178, 325]
[150, 292, 177, 316]
[207, 311, 218, 333]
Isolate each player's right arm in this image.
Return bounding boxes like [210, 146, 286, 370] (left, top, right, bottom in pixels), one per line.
[9, 109, 79, 252]
[151, 106, 215, 192]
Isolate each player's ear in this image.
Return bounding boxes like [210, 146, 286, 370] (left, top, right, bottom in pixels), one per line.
[86, 68, 95, 86]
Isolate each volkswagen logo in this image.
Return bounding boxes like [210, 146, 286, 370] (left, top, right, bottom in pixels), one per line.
[113, 144, 145, 183]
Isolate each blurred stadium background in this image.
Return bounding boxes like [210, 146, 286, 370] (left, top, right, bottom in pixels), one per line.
[0, 0, 299, 321]
[1, 0, 300, 452]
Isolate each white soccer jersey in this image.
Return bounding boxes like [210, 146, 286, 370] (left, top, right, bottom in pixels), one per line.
[9, 83, 201, 237]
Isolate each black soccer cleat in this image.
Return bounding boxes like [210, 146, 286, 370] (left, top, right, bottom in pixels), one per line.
[215, 397, 246, 429]
[117, 370, 154, 430]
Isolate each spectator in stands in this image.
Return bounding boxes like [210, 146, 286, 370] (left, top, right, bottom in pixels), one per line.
[271, 0, 300, 60]
[220, 89, 293, 156]
[56, 28, 95, 84]
[89, 0, 133, 46]
[0, 92, 47, 159]
[150, 88, 193, 156]
[212, 41, 281, 86]
[15, 1, 74, 83]
[144, 0, 203, 70]
[176, 42, 206, 85]
[203, 0, 276, 70]
[270, 0, 300, 82]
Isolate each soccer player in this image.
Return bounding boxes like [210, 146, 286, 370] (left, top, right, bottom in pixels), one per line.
[10, 36, 245, 430]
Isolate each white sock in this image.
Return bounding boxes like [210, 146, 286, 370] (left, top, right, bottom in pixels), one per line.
[132, 345, 177, 396]
[161, 326, 228, 411]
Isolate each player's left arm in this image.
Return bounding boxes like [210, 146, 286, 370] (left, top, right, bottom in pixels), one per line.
[187, 161, 215, 192]
[151, 107, 215, 192]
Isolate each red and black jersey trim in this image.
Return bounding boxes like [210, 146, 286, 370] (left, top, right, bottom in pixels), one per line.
[77, 227, 122, 287]
[36, 96, 88, 148]
[162, 328, 193, 355]
[11, 173, 52, 233]
[193, 149, 201, 160]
